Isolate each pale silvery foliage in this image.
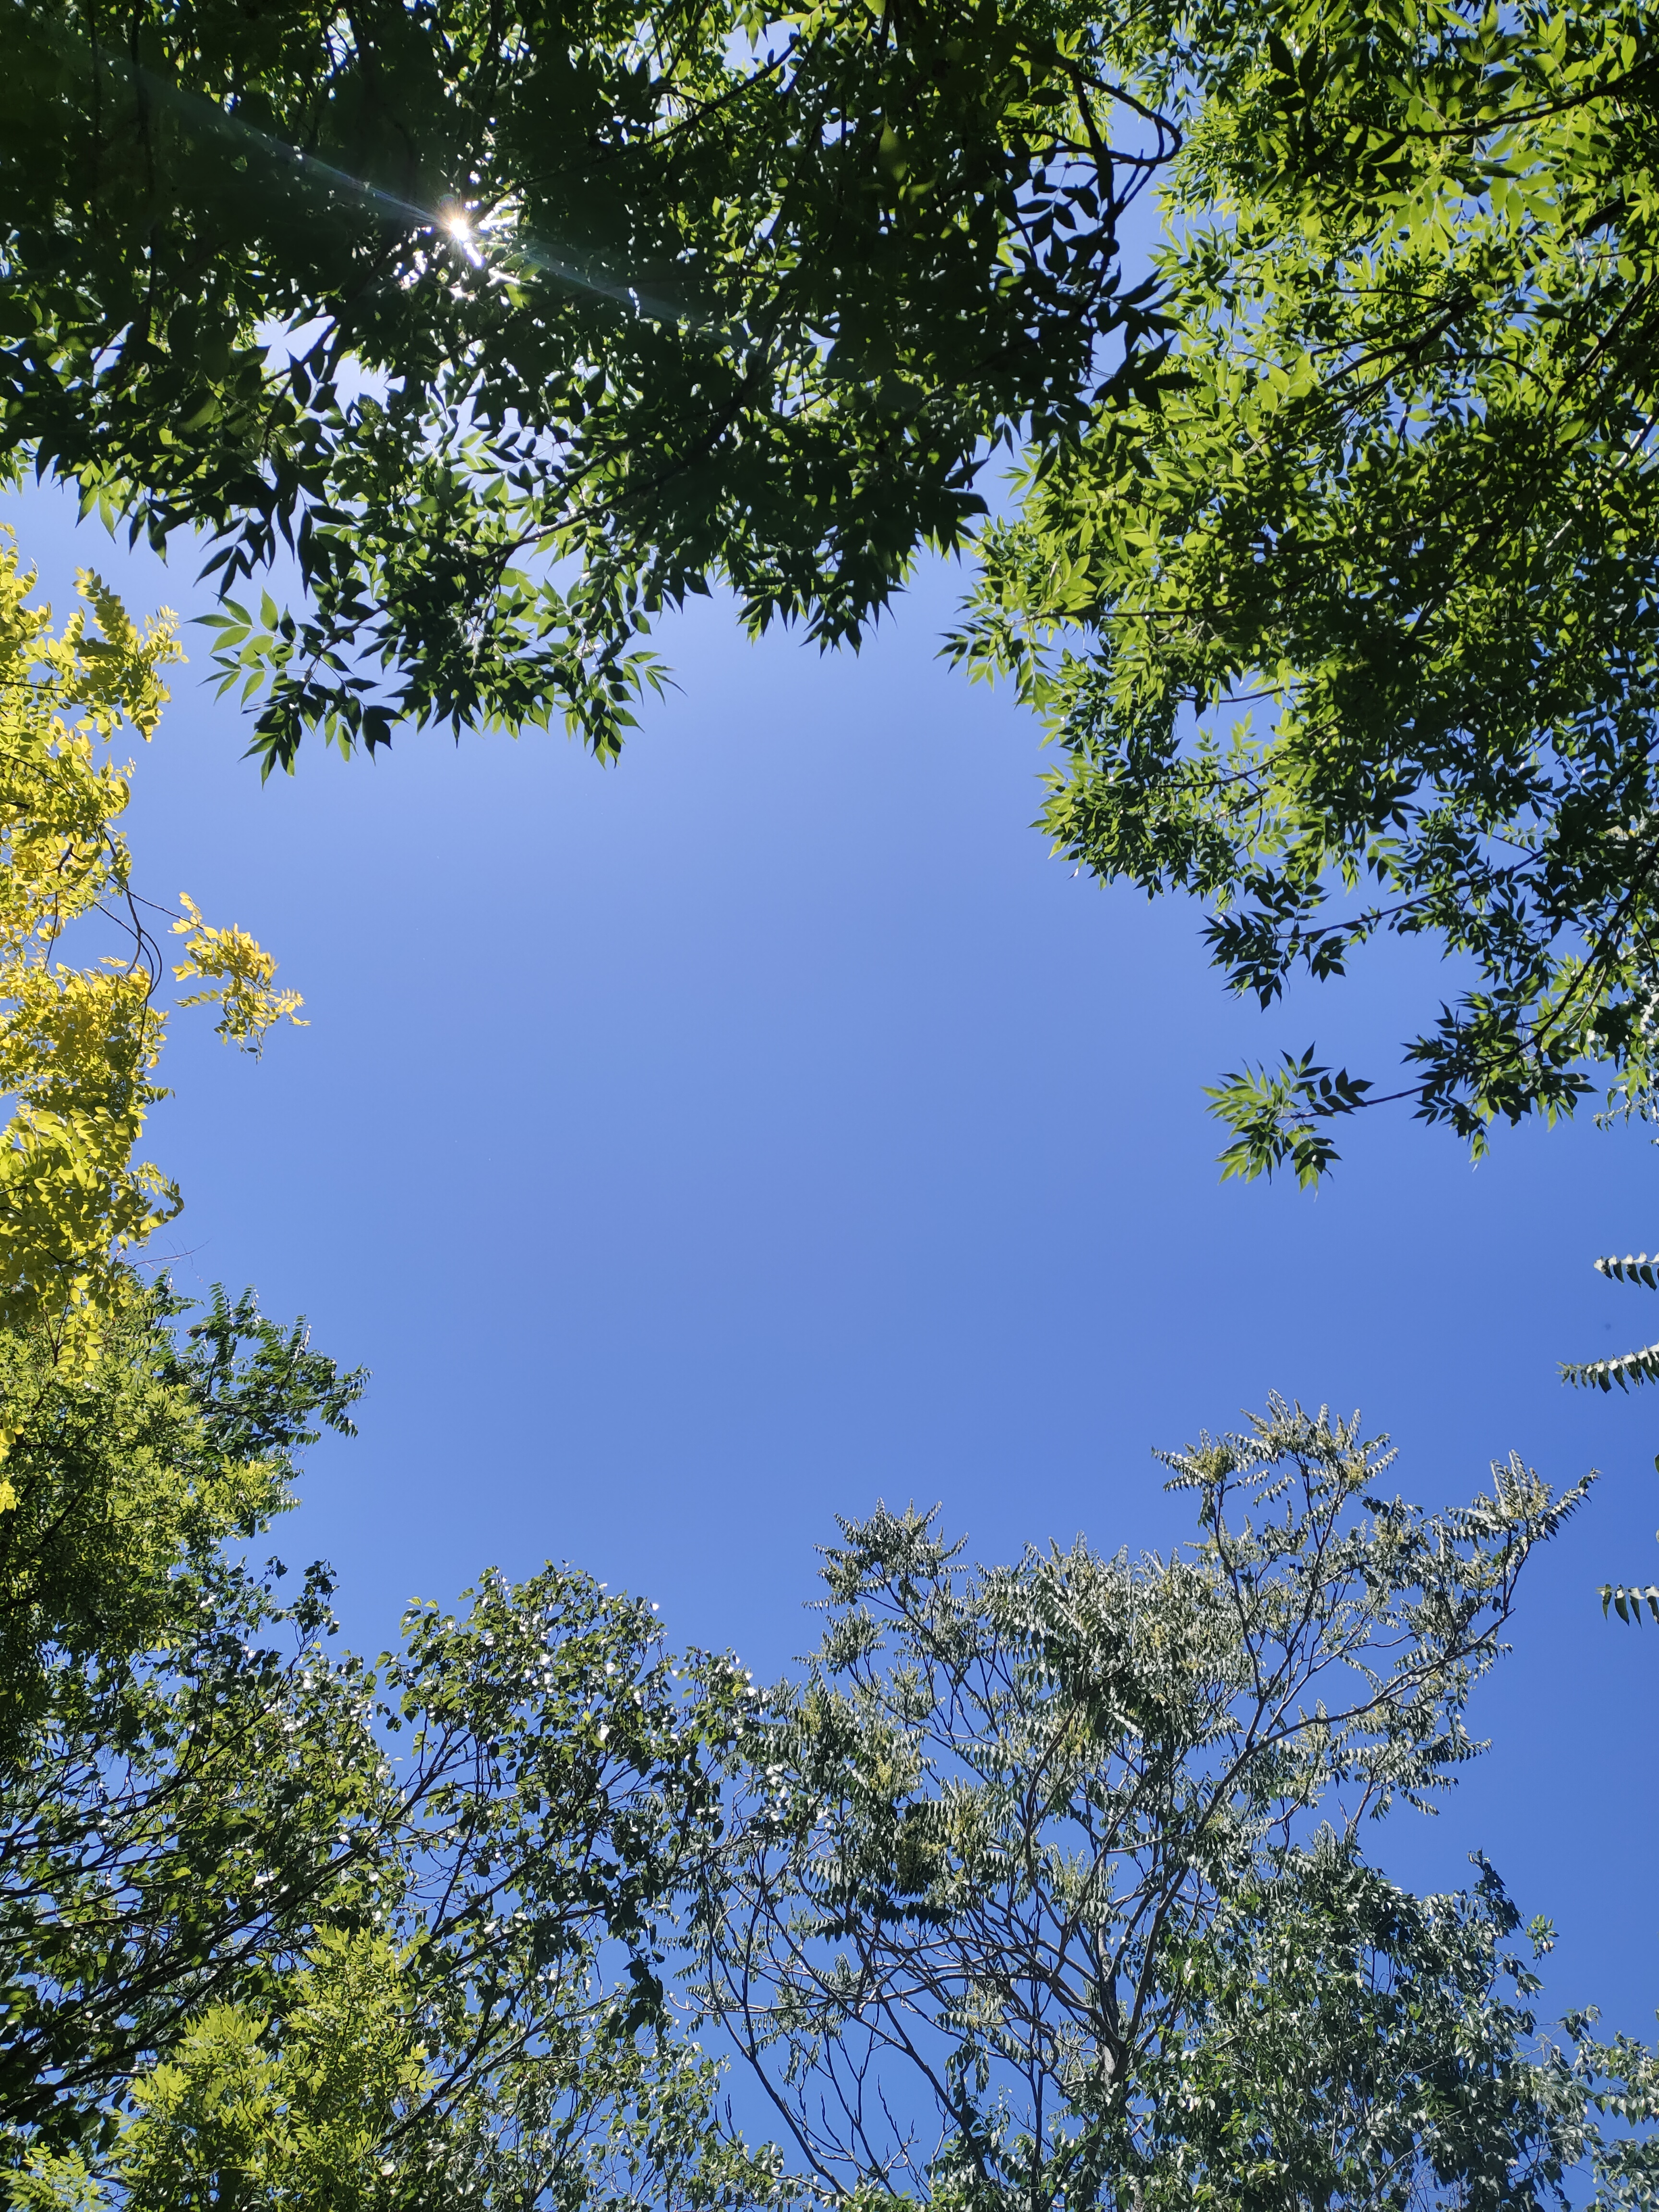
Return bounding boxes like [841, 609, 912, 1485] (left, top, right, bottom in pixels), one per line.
[695, 1400, 1643, 2212]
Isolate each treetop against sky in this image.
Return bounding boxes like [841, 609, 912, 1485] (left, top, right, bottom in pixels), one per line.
[2, 0, 1172, 770]
[11, 0, 1659, 1176]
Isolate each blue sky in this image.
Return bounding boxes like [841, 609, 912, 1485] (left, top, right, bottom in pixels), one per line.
[8, 474, 1659, 2048]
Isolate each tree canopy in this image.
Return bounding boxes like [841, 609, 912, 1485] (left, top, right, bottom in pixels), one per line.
[15, 1327, 1659, 2212]
[697, 1402, 1653, 2210]
[16, 0, 1659, 1189]
[955, 0, 1659, 1179]
[14, 0, 1659, 1185]
[0, 1270, 774, 2212]
[11, 0, 1659, 2191]
[2, 0, 1172, 774]
[0, 535, 301, 1345]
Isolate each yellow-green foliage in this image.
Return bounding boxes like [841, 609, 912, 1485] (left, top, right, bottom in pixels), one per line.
[14, 1935, 430, 2212]
[170, 897, 304, 1055]
[120, 1934, 431, 2212]
[0, 533, 302, 1358]
[0, 1292, 292, 1753]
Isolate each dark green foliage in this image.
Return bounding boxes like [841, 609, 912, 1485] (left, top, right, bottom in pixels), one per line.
[0, 1546, 385, 2156]
[0, 0, 1171, 771]
[2, 1522, 778, 2199]
[6, 1299, 1659, 2206]
[1, 1274, 1655, 2207]
[166, 1284, 365, 1464]
[0, 1281, 362, 1762]
[1120, 1851, 1571, 2212]
[0, 1275, 380, 2153]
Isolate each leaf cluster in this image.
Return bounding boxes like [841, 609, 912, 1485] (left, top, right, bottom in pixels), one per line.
[0, 1277, 361, 1763]
[0, 540, 301, 1340]
[2, 0, 1176, 772]
[953, 0, 1659, 1177]
[4, 1296, 1657, 2212]
[695, 1398, 1604, 2207]
[0, 1279, 790, 2212]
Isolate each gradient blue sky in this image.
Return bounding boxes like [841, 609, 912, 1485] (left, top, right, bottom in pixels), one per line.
[7, 474, 1657, 2046]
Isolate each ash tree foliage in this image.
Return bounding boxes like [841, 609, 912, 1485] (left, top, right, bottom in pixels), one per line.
[696, 1402, 1659, 2209]
[0, 0, 1174, 774]
[955, 0, 1659, 1181]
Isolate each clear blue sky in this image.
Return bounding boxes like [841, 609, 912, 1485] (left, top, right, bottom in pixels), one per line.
[8, 474, 1658, 2045]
